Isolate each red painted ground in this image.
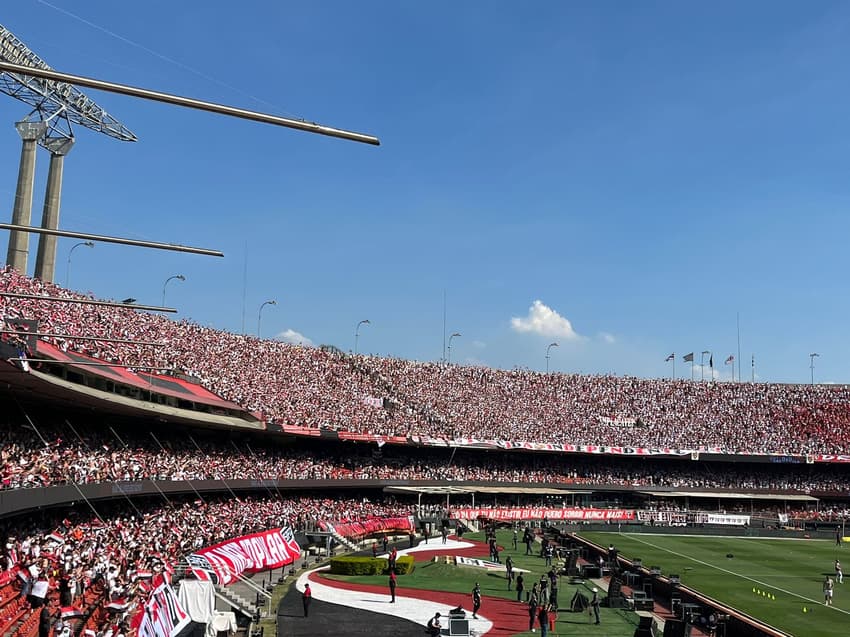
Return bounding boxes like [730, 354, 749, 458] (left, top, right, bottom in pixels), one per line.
[406, 537, 498, 563]
[311, 537, 534, 634]
[310, 571, 534, 635]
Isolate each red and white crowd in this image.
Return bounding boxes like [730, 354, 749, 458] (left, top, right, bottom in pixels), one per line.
[0, 493, 414, 637]
[4, 267, 850, 455]
[3, 419, 850, 493]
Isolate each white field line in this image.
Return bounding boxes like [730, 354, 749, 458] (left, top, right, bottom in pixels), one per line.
[611, 533, 832, 542]
[619, 533, 850, 616]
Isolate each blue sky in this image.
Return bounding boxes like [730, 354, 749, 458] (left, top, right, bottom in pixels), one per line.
[2, 1, 850, 383]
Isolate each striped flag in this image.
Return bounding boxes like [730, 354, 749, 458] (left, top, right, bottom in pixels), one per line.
[61, 606, 84, 619]
[683, 352, 694, 362]
[725, 355, 734, 364]
[106, 599, 129, 612]
[665, 353, 674, 362]
[46, 530, 64, 544]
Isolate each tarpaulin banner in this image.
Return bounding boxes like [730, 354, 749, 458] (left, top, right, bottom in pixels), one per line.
[134, 582, 190, 637]
[187, 527, 300, 585]
[451, 508, 636, 521]
[322, 516, 416, 541]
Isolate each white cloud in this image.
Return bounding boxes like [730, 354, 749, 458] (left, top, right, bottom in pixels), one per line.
[510, 300, 582, 340]
[276, 328, 314, 347]
[599, 332, 616, 344]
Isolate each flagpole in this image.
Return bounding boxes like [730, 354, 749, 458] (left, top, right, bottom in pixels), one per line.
[737, 312, 742, 383]
[752, 354, 755, 382]
[673, 355, 676, 380]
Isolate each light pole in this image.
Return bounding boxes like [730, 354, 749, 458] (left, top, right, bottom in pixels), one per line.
[447, 332, 461, 364]
[700, 350, 711, 381]
[355, 319, 370, 355]
[257, 299, 277, 338]
[810, 353, 819, 386]
[546, 342, 559, 373]
[161, 274, 185, 306]
[65, 241, 93, 287]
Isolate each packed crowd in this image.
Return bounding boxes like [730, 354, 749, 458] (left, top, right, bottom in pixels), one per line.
[4, 267, 850, 453]
[0, 493, 414, 637]
[3, 419, 850, 494]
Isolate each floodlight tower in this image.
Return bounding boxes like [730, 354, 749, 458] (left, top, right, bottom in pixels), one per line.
[0, 24, 136, 282]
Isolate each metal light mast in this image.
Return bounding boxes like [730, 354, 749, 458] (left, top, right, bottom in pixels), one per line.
[0, 23, 136, 282]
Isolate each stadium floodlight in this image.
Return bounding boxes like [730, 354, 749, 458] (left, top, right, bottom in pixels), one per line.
[546, 342, 559, 373]
[0, 24, 136, 143]
[447, 332, 461, 364]
[66, 241, 94, 287]
[258, 300, 277, 338]
[810, 353, 819, 386]
[355, 319, 370, 355]
[162, 274, 186, 306]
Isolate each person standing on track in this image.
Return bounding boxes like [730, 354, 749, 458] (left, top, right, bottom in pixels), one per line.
[302, 583, 312, 617]
[528, 585, 539, 632]
[472, 582, 482, 619]
[516, 572, 525, 602]
[389, 569, 397, 603]
[824, 576, 834, 606]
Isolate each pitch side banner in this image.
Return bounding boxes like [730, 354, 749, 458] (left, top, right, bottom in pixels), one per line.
[703, 513, 751, 526]
[452, 508, 636, 522]
[134, 582, 190, 637]
[188, 527, 300, 585]
[321, 516, 415, 540]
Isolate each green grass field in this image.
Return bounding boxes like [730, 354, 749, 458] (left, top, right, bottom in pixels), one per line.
[580, 531, 849, 637]
[327, 531, 642, 636]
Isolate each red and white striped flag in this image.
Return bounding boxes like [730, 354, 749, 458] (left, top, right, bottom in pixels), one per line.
[61, 606, 84, 619]
[106, 599, 129, 612]
[46, 530, 65, 544]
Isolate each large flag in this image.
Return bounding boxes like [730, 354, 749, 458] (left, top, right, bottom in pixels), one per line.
[683, 353, 694, 362]
[665, 353, 674, 362]
[725, 355, 734, 364]
[709, 354, 714, 369]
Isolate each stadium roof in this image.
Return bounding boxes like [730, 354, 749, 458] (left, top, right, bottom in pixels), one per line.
[641, 490, 818, 502]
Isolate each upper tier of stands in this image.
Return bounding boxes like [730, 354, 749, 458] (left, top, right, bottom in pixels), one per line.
[4, 266, 850, 454]
[4, 418, 850, 493]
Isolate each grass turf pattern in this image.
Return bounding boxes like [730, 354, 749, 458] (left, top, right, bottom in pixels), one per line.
[581, 531, 848, 637]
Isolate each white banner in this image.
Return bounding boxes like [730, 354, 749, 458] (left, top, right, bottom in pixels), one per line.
[705, 513, 750, 526]
[135, 582, 191, 637]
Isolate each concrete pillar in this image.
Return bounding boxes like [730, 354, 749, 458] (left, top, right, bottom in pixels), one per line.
[34, 138, 74, 283]
[6, 120, 48, 273]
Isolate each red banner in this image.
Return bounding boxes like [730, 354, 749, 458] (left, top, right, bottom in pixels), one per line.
[187, 527, 300, 585]
[280, 425, 321, 437]
[321, 516, 415, 541]
[451, 508, 636, 522]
